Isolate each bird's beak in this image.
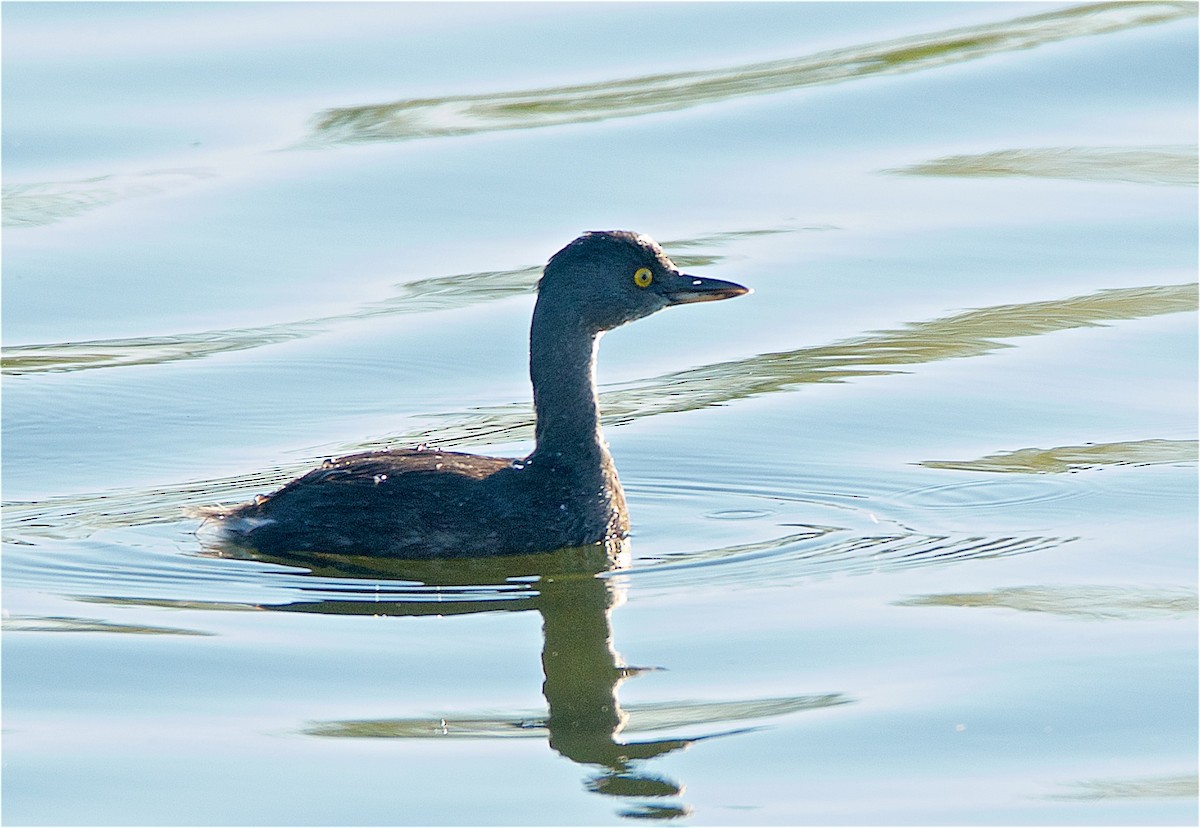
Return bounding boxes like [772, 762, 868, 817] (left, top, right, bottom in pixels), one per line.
[662, 274, 751, 305]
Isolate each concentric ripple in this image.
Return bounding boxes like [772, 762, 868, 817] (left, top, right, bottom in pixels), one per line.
[892, 476, 1092, 511]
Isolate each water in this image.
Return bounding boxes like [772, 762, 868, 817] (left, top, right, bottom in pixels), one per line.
[3, 2, 1197, 824]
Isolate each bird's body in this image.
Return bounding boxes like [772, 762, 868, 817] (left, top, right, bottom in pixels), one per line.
[199, 231, 747, 558]
[214, 447, 627, 558]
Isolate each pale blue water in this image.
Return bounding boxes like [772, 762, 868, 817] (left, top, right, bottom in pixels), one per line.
[3, 2, 1197, 824]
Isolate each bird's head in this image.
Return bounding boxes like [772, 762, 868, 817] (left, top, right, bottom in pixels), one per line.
[538, 231, 749, 332]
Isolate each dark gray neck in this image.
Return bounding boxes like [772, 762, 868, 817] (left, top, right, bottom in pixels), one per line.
[526, 294, 630, 542]
[527, 298, 607, 467]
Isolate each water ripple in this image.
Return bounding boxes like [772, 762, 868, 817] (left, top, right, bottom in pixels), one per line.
[1, 167, 217, 228]
[1048, 773, 1199, 800]
[892, 477, 1089, 511]
[303, 694, 849, 740]
[1, 614, 214, 636]
[887, 145, 1199, 186]
[896, 585, 1198, 620]
[919, 438, 1199, 474]
[5, 3, 1190, 229]
[613, 531, 1072, 593]
[303, 2, 1193, 147]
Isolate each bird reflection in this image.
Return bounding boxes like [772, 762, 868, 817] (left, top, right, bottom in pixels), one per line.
[535, 554, 696, 818]
[215, 540, 709, 818]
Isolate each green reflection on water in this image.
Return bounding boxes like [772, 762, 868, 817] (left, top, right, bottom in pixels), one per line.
[304, 2, 1194, 147]
[0, 168, 217, 228]
[618, 803, 693, 820]
[920, 438, 1199, 473]
[1050, 773, 1199, 800]
[896, 585, 1198, 620]
[1, 614, 213, 636]
[304, 694, 845, 741]
[888, 146, 1199, 185]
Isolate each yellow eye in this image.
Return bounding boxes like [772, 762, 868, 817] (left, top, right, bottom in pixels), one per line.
[633, 267, 653, 288]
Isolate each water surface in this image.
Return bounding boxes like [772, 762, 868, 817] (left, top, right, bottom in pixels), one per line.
[3, 2, 1197, 824]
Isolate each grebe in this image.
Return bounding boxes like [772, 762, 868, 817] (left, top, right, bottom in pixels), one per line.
[198, 231, 748, 558]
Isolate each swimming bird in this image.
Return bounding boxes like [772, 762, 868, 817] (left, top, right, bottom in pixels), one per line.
[198, 231, 749, 558]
